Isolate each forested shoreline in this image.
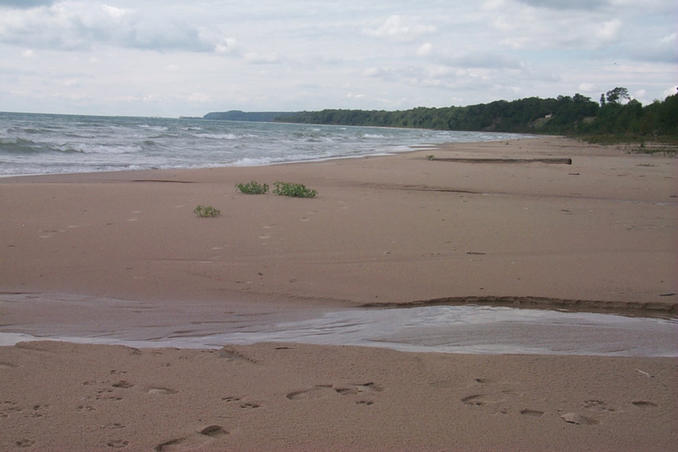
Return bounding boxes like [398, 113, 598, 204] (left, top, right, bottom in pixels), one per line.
[273, 88, 677, 140]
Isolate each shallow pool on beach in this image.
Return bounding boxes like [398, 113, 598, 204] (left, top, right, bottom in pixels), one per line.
[1, 293, 675, 357]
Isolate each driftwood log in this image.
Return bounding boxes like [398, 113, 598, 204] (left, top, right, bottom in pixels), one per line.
[429, 157, 572, 164]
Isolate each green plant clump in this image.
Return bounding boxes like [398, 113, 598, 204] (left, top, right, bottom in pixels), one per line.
[193, 205, 221, 217]
[236, 181, 269, 194]
[273, 181, 317, 198]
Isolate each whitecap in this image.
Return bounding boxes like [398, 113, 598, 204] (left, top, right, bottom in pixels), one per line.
[196, 133, 238, 140]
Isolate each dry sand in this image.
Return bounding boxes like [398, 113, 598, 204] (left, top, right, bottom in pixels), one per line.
[1, 136, 677, 450]
[1, 341, 676, 451]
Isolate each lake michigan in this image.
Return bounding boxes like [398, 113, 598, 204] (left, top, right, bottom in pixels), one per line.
[0, 111, 526, 177]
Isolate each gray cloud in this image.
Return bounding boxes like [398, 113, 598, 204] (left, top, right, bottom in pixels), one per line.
[630, 35, 678, 63]
[442, 53, 523, 69]
[516, 0, 609, 9]
[0, 0, 675, 116]
[0, 3, 224, 52]
[0, 0, 55, 8]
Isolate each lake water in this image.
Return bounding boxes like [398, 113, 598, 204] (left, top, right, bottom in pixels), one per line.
[0, 111, 526, 177]
[1, 292, 675, 357]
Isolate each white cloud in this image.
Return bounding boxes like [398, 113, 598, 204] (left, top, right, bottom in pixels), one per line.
[0, 2, 218, 52]
[518, 0, 610, 9]
[443, 53, 523, 69]
[659, 33, 676, 43]
[663, 86, 678, 98]
[101, 4, 127, 19]
[482, 0, 506, 10]
[416, 42, 432, 56]
[596, 19, 621, 41]
[244, 51, 279, 64]
[633, 88, 647, 102]
[21, 48, 34, 57]
[365, 15, 436, 41]
[186, 92, 209, 103]
[214, 37, 238, 55]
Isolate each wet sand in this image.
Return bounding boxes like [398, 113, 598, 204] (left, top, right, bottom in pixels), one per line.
[1, 136, 677, 450]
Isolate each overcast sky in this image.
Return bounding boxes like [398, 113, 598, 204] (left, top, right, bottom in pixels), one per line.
[0, 0, 676, 117]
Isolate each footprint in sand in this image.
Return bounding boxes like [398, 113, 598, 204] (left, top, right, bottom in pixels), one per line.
[154, 425, 228, 452]
[461, 388, 518, 411]
[218, 347, 257, 363]
[356, 400, 374, 406]
[583, 399, 616, 412]
[240, 402, 260, 409]
[30, 404, 49, 418]
[342, 382, 383, 394]
[286, 385, 335, 400]
[632, 400, 657, 408]
[287, 383, 383, 401]
[103, 423, 126, 430]
[107, 439, 129, 449]
[520, 409, 544, 417]
[147, 387, 178, 395]
[1, 401, 23, 418]
[560, 412, 598, 425]
[15, 439, 35, 448]
[461, 394, 487, 407]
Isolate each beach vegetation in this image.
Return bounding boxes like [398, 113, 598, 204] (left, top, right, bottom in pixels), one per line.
[236, 181, 269, 194]
[193, 205, 221, 217]
[273, 181, 317, 198]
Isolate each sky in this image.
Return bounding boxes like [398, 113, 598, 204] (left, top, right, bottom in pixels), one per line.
[0, 0, 676, 117]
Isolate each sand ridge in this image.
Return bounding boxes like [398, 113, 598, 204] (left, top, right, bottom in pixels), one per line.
[1, 136, 676, 311]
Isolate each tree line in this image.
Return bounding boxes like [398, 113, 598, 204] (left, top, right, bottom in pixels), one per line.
[276, 88, 678, 138]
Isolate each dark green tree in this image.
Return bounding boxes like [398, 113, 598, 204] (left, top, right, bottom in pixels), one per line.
[605, 87, 630, 104]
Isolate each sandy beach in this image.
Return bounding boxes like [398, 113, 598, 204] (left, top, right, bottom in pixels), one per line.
[1, 136, 677, 450]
